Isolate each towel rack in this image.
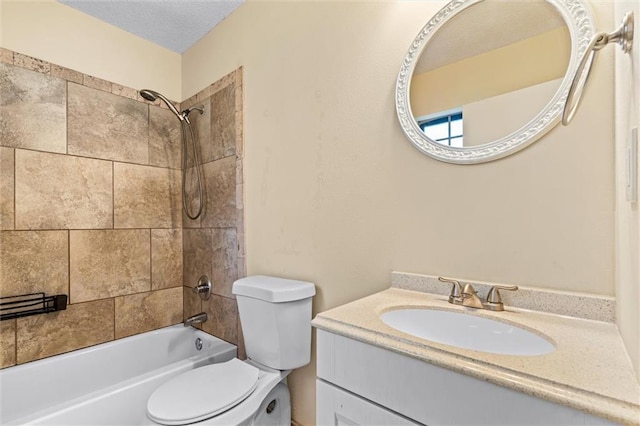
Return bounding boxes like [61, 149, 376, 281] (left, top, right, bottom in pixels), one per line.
[0, 292, 68, 321]
[562, 11, 634, 125]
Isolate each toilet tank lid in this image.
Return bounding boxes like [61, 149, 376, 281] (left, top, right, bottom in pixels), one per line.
[232, 275, 315, 302]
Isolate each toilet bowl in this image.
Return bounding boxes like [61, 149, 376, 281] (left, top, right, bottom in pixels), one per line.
[146, 276, 315, 426]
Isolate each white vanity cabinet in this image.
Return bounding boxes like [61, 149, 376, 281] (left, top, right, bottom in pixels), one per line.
[316, 330, 615, 426]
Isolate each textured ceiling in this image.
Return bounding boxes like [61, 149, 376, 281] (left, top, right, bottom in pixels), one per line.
[58, 0, 244, 53]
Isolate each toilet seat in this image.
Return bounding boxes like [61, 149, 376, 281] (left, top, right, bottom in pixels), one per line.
[147, 359, 260, 425]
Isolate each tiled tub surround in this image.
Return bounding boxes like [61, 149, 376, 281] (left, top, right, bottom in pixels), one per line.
[312, 272, 640, 425]
[0, 49, 190, 368]
[180, 69, 246, 355]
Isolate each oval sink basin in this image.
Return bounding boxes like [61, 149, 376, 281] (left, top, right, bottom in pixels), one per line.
[380, 309, 555, 356]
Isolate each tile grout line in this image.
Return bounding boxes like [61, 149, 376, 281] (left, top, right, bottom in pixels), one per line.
[66, 76, 70, 310]
[5, 227, 180, 232]
[65, 81, 69, 155]
[67, 230, 71, 305]
[112, 295, 116, 342]
[13, 148, 16, 230]
[112, 161, 115, 229]
[13, 318, 17, 367]
[0, 145, 183, 171]
[149, 228, 153, 292]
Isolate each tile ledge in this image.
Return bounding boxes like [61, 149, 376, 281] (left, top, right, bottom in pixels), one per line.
[391, 271, 615, 323]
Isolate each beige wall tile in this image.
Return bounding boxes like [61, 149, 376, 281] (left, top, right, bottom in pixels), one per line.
[181, 93, 198, 109]
[70, 230, 150, 303]
[182, 166, 202, 228]
[202, 294, 237, 345]
[236, 318, 246, 360]
[50, 64, 82, 84]
[237, 255, 246, 279]
[114, 163, 181, 228]
[209, 84, 236, 161]
[68, 83, 148, 164]
[183, 286, 202, 322]
[0, 147, 14, 229]
[149, 106, 181, 169]
[15, 150, 112, 229]
[0, 48, 13, 65]
[0, 231, 68, 298]
[235, 158, 243, 185]
[182, 228, 237, 298]
[115, 287, 183, 338]
[183, 228, 213, 289]
[152, 229, 183, 290]
[187, 97, 211, 166]
[83, 74, 111, 92]
[0, 320, 16, 368]
[200, 156, 237, 228]
[211, 228, 238, 298]
[13, 52, 50, 74]
[235, 110, 244, 159]
[0, 63, 66, 153]
[16, 299, 114, 363]
[111, 83, 138, 100]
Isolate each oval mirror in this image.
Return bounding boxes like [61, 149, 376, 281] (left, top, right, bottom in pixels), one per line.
[396, 0, 595, 164]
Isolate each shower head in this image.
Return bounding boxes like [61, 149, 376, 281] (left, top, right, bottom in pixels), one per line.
[139, 89, 157, 102]
[139, 89, 183, 121]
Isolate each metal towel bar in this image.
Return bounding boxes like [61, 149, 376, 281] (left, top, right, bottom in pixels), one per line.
[562, 11, 634, 125]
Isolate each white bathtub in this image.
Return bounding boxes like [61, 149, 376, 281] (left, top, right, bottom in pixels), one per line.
[0, 325, 236, 425]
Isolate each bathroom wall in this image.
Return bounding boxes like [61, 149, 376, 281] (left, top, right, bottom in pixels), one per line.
[180, 69, 246, 354]
[182, 2, 616, 423]
[0, 50, 184, 368]
[1, 0, 181, 100]
[0, 0, 624, 422]
[614, 1, 640, 383]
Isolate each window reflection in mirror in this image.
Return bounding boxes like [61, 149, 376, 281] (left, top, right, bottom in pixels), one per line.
[409, 0, 570, 148]
[417, 108, 463, 147]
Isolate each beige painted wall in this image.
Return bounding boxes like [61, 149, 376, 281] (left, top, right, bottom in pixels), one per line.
[183, 1, 616, 423]
[0, 0, 181, 100]
[614, 1, 640, 383]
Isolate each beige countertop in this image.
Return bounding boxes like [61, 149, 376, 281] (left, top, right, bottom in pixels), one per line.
[312, 287, 640, 425]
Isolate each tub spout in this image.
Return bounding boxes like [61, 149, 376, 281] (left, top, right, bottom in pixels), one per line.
[184, 312, 207, 327]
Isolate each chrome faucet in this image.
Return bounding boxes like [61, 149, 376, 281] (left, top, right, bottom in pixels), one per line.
[439, 277, 518, 312]
[184, 312, 207, 327]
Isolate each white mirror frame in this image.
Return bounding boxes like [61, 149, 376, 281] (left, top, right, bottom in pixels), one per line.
[396, 0, 595, 164]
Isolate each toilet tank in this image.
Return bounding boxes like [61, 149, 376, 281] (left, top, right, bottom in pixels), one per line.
[232, 276, 315, 370]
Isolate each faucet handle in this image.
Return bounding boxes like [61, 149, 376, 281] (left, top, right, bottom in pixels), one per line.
[193, 275, 212, 301]
[485, 285, 518, 311]
[438, 277, 463, 304]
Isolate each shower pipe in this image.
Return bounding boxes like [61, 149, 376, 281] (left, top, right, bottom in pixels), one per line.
[139, 89, 204, 220]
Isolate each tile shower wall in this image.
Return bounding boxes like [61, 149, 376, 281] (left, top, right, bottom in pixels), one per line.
[180, 70, 246, 356]
[0, 49, 185, 368]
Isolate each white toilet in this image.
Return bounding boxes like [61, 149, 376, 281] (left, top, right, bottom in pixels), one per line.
[146, 275, 315, 426]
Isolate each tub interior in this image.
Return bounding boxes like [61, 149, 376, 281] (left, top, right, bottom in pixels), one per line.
[0, 325, 236, 424]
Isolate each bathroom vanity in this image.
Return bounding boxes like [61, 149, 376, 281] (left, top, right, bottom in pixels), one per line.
[312, 273, 640, 425]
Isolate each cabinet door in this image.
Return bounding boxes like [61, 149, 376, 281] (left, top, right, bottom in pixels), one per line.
[317, 330, 617, 425]
[317, 380, 421, 426]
